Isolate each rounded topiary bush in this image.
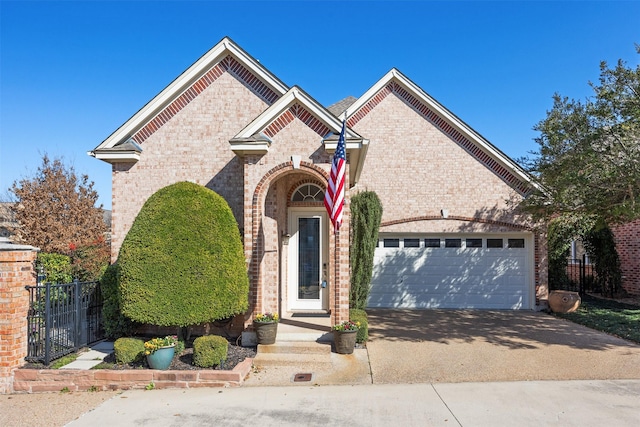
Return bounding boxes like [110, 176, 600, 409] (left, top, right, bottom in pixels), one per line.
[192, 335, 228, 368]
[117, 182, 249, 327]
[114, 337, 145, 364]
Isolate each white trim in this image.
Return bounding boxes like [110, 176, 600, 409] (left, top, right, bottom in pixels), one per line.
[287, 208, 329, 311]
[232, 87, 357, 139]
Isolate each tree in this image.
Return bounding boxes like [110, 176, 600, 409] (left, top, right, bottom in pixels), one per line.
[117, 182, 249, 330]
[10, 155, 107, 254]
[349, 191, 382, 310]
[521, 47, 640, 225]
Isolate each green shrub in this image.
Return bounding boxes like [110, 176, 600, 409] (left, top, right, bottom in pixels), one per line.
[37, 252, 72, 284]
[175, 339, 185, 356]
[100, 263, 135, 339]
[350, 308, 369, 343]
[114, 337, 145, 364]
[350, 191, 382, 310]
[118, 182, 249, 327]
[192, 335, 228, 368]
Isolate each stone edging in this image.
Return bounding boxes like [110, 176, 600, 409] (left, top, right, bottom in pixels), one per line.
[11, 358, 254, 393]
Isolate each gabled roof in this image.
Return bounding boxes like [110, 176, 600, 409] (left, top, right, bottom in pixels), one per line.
[230, 86, 369, 186]
[346, 69, 539, 195]
[89, 37, 289, 163]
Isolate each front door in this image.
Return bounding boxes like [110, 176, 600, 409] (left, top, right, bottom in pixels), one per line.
[288, 210, 328, 311]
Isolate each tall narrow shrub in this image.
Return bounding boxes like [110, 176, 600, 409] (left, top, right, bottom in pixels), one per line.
[350, 191, 382, 310]
[117, 182, 249, 327]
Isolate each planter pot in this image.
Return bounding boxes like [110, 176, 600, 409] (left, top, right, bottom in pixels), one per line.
[333, 329, 357, 354]
[146, 345, 175, 370]
[548, 290, 581, 313]
[254, 321, 278, 345]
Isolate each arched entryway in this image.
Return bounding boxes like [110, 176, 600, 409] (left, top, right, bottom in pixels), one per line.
[247, 161, 349, 327]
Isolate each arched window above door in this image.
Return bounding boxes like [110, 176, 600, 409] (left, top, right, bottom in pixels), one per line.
[291, 183, 324, 202]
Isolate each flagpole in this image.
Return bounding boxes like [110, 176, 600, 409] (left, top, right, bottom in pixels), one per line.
[325, 114, 347, 321]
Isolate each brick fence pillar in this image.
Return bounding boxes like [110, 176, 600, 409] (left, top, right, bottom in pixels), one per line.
[0, 238, 38, 394]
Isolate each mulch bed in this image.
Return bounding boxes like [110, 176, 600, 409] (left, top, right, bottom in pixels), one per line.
[24, 342, 256, 371]
[102, 343, 256, 371]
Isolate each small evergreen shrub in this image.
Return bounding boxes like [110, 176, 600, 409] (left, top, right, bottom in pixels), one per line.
[193, 335, 228, 368]
[350, 191, 382, 310]
[114, 337, 145, 364]
[175, 339, 185, 356]
[37, 252, 72, 284]
[100, 263, 135, 339]
[350, 309, 369, 343]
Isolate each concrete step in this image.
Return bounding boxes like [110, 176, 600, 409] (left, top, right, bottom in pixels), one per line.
[252, 352, 332, 367]
[276, 331, 334, 342]
[258, 341, 331, 355]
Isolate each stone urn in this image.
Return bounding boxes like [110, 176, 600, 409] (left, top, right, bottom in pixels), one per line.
[254, 321, 278, 345]
[333, 330, 358, 354]
[548, 290, 581, 313]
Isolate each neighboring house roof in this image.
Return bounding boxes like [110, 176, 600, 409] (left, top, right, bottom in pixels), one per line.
[346, 68, 540, 195]
[230, 86, 369, 186]
[89, 37, 289, 163]
[327, 96, 358, 117]
[0, 202, 17, 238]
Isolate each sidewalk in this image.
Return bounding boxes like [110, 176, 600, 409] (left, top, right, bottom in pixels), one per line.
[66, 379, 640, 426]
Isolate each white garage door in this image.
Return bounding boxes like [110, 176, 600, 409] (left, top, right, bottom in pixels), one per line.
[367, 235, 532, 309]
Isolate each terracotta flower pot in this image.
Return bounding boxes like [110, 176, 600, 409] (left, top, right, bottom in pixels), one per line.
[548, 290, 581, 313]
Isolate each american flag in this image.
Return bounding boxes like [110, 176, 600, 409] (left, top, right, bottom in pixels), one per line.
[325, 120, 347, 231]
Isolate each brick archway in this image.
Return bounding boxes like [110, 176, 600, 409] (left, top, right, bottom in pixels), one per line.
[245, 160, 350, 326]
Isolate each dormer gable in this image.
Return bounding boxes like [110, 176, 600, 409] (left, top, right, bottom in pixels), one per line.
[230, 86, 369, 186]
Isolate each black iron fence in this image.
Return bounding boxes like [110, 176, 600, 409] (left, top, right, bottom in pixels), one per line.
[550, 254, 596, 295]
[25, 280, 105, 365]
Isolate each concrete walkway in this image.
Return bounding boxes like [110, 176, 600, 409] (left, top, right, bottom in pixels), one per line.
[66, 379, 640, 426]
[60, 341, 114, 370]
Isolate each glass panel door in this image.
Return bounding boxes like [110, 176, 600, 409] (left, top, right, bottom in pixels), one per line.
[298, 217, 320, 300]
[287, 210, 327, 311]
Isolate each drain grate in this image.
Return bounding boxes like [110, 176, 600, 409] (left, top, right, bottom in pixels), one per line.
[293, 373, 312, 382]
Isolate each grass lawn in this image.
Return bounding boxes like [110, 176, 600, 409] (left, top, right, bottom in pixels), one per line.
[553, 294, 640, 344]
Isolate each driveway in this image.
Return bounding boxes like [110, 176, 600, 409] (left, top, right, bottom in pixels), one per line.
[366, 309, 640, 384]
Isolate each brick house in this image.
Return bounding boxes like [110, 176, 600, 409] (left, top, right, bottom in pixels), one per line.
[612, 220, 640, 296]
[90, 37, 548, 328]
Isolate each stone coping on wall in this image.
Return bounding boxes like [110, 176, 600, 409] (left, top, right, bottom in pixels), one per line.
[11, 358, 254, 393]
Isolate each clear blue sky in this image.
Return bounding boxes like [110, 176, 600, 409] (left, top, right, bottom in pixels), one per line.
[1, 1, 638, 210]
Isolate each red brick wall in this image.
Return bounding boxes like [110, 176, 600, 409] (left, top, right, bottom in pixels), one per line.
[12, 359, 252, 393]
[0, 247, 37, 394]
[612, 219, 640, 296]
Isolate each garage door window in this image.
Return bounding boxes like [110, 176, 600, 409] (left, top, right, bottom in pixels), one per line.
[445, 238, 461, 248]
[487, 238, 503, 248]
[425, 238, 441, 248]
[466, 238, 483, 248]
[508, 238, 525, 248]
[383, 239, 400, 248]
[404, 238, 420, 248]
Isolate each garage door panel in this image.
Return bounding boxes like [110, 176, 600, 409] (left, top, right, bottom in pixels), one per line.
[369, 235, 531, 309]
